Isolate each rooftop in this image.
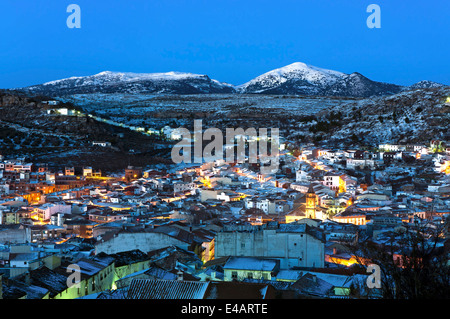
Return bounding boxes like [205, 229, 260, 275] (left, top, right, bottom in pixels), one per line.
[127, 279, 210, 299]
[223, 257, 279, 272]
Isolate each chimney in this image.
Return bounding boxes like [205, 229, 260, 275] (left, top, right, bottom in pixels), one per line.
[177, 270, 184, 281]
[24, 271, 31, 285]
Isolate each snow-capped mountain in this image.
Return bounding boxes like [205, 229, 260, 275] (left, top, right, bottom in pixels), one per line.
[15, 63, 447, 98]
[237, 62, 404, 97]
[20, 71, 236, 96]
[237, 62, 345, 94]
[405, 80, 445, 91]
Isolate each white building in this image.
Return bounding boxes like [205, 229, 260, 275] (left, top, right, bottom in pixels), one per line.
[379, 144, 406, 152]
[296, 170, 311, 182]
[290, 182, 310, 193]
[244, 197, 290, 215]
[35, 203, 71, 221]
[92, 141, 112, 148]
[162, 126, 184, 140]
[173, 181, 196, 194]
[322, 173, 343, 192]
[83, 167, 93, 177]
[215, 222, 325, 269]
[346, 159, 366, 170]
[94, 227, 191, 255]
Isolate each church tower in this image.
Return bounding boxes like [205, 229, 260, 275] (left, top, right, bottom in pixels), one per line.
[305, 184, 316, 219]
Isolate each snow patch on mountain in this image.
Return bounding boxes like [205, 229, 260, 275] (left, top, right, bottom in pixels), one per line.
[237, 62, 405, 97]
[237, 62, 345, 92]
[42, 71, 207, 86]
[21, 71, 235, 96]
[405, 80, 446, 91]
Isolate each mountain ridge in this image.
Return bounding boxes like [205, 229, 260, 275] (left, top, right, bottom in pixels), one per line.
[14, 63, 448, 98]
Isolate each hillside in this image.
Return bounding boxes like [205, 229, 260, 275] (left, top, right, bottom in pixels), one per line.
[18, 71, 236, 96]
[306, 86, 450, 146]
[0, 91, 173, 171]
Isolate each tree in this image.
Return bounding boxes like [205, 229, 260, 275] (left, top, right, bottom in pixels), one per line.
[351, 133, 359, 143]
[392, 111, 398, 124]
[342, 221, 450, 299]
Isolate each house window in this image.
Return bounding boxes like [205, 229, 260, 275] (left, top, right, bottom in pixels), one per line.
[247, 272, 253, 279]
[231, 271, 238, 279]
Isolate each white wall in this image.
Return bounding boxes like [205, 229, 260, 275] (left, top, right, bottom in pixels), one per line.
[95, 232, 190, 255]
[215, 228, 324, 269]
[37, 203, 71, 220]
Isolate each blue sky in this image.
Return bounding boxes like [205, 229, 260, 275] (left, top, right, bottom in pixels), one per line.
[1, 0, 449, 88]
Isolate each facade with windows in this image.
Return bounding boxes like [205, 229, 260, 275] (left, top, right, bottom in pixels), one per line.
[223, 256, 280, 282]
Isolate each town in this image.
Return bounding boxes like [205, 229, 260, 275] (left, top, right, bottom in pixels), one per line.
[0, 136, 448, 299]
